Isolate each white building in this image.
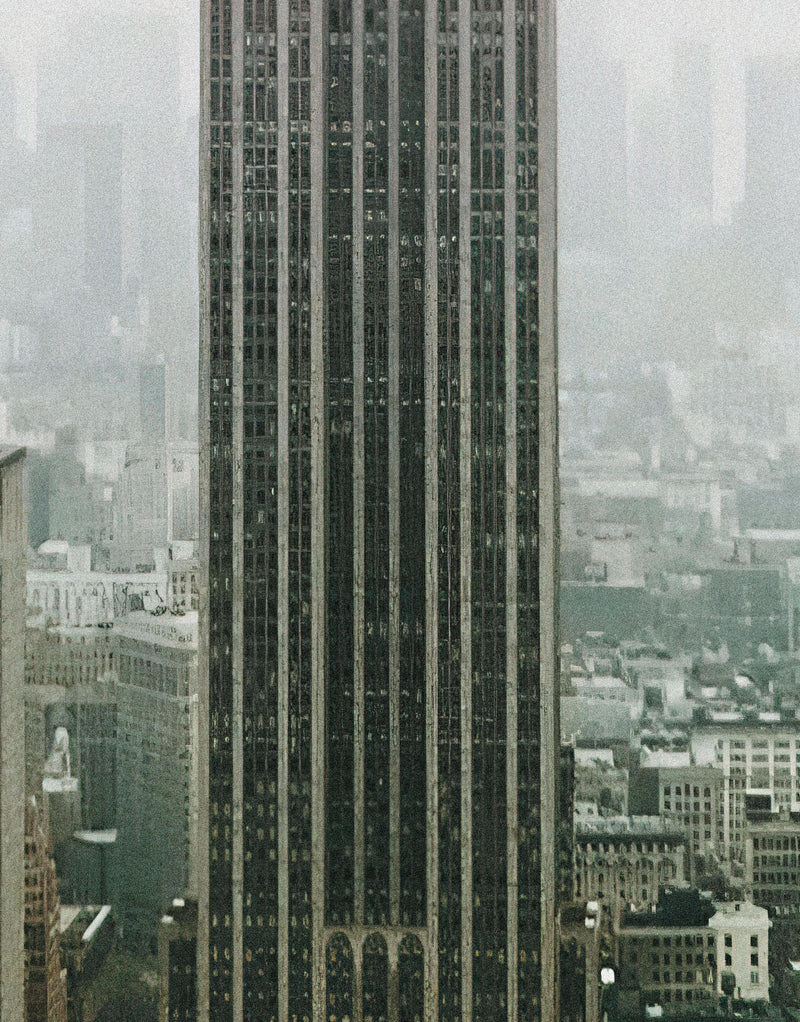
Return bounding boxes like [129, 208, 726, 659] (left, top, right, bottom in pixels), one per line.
[27, 567, 169, 629]
[691, 720, 800, 861]
[708, 901, 770, 1002]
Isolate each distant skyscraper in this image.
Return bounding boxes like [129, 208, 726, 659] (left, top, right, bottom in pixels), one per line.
[0, 65, 17, 147]
[744, 60, 800, 252]
[140, 359, 167, 441]
[0, 447, 27, 1022]
[199, 2, 559, 1020]
[83, 124, 124, 309]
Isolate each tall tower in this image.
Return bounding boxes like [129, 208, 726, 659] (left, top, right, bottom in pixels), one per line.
[0, 447, 27, 1022]
[198, 1, 558, 1020]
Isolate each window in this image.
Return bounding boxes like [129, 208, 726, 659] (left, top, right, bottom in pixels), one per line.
[751, 953, 758, 966]
[751, 971, 759, 985]
[724, 934, 732, 948]
[750, 935, 758, 948]
[725, 954, 732, 967]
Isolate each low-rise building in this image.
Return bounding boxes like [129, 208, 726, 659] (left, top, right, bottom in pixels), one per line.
[629, 751, 725, 873]
[617, 889, 719, 1017]
[745, 808, 800, 920]
[575, 817, 686, 927]
[709, 901, 770, 1002]
[572, 675, 645, 721]
[617, 890, 770, 1017]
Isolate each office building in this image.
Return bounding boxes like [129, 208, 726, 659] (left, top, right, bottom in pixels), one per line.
[24, 624, 118, 834]
[113, 611, 199, 943]
[0, 447, 26, 1022]
[114, 441, 169, 558]
[23, 798, 68, 1022]
[744, 807, 800, 920]
[691, 719, 800, 863]
[574, 817, 686, 927]
[616, 890, 770, 1016]
[559, 902, 602, 1022]
[199, 1, 558, 1020]
[159, 898, 198, 1022]
[59, 904, 115, 1021]
[629, 752, 725, 873]
[140, 359, 167, 442]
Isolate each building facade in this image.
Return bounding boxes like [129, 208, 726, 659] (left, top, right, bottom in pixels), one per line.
[24, 627, 118, 834]
[199, 0, 558, 1020]
[159, 898, 199, 1022]
[617, 921, 718, 1016]
[26, 566, 168, 629]
[0, 447, 27, 1022]
[744, 809, 800, 920]
[616, 893, 770, 1016]
[24, 798, 68, 1022]
[691, 720, 800, 862]
[113, 611, 199, 943]
[709, 901, 770, 1002]
[629, 757, 725, 873]
[574, 817, 686, 926]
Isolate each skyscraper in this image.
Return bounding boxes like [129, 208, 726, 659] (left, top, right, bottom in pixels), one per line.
[0, 447, 27, 1022]
[198, 1, 558, 1019]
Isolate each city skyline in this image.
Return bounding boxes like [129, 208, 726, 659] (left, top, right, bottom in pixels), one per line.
[4, 2, 800, 1021]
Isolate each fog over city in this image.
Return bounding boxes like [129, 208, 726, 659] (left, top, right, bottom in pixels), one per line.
[3, 0, 800, 1019]
[2, 1, 800, 420]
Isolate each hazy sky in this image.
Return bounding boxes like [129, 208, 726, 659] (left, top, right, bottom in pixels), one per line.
[0, 0, 198, 146]
[2, 0, 799, 146]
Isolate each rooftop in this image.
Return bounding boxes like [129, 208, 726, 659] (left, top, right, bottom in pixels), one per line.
[576, 815, 685, 843]
[0, 446, 25, 470]
[709, 902, 771, 927]
[113, 610, 198, 648]
[60, 904, 111, 946]
[73, 829, 116, 846]
[640, 749, 691, 768]
[623, 889, 715, 930]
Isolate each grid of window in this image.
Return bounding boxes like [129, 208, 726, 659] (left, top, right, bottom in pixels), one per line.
[203, 1, 550, 1017]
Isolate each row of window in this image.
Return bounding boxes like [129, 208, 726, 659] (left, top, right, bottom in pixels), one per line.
[663, 785, 714, 798]
[643, 987, 713, 1002]
[752, 835, 800, 851]
[650, 935, 715, 949]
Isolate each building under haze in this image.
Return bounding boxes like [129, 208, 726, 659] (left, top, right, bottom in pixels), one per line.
[113, 611, 199, 944]
[0, 447, 26, 1022]
[200, 1, 558, 1020]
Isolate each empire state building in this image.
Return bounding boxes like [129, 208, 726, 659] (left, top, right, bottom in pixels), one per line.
[197, 0, 559, 1018]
